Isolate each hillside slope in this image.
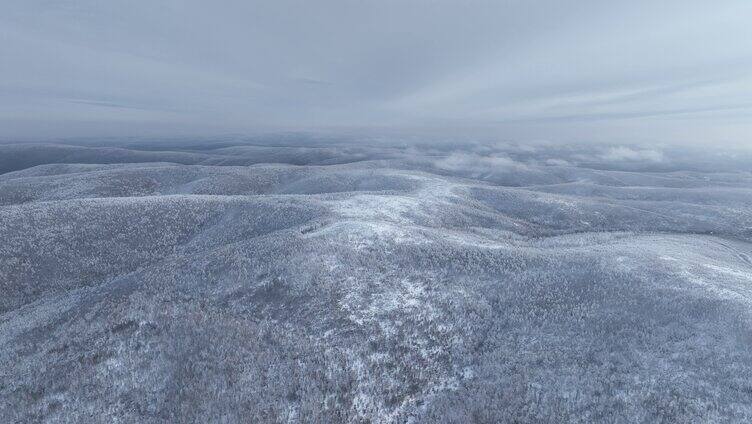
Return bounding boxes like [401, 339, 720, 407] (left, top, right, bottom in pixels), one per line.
[1, 141, 751, 423]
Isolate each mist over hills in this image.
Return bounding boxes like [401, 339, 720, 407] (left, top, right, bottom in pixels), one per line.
[2, 140, 752, 422]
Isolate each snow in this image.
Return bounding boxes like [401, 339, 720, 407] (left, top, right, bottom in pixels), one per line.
[2, 140, 752, 422]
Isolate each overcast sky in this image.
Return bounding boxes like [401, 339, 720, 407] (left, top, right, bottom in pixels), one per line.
[1, 0, 751, 145]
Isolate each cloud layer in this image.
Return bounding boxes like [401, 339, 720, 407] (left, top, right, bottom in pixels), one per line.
[1, 0, 751, 145]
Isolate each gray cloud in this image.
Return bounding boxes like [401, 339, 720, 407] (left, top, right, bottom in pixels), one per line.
[1, 0, 751, 145]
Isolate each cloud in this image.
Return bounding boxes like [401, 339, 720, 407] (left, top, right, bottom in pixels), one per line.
[545, 159, 572, 167]
[600, 147, 664, 163]
[1, 0, 751, 145]
[435, 152, 528, 174]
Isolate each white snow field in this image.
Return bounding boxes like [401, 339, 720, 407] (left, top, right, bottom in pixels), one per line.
[1, 140, 752, 423]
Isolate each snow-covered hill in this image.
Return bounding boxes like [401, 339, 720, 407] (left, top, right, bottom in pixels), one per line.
[1, 141, 751, 422]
